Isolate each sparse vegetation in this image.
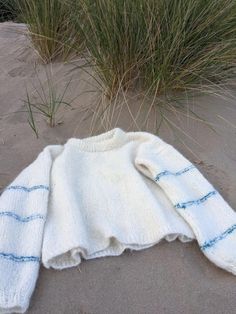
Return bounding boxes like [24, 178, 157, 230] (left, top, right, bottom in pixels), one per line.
[23, 67, 74, 137]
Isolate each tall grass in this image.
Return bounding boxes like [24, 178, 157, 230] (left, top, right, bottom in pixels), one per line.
[16, 0, 78, 63]
[15, 0, 236, 96]
[72, 0, 236, 98]
[141, 0, 236, 95]
[11, 0, 236, 139]
[72, 0, 148, 98]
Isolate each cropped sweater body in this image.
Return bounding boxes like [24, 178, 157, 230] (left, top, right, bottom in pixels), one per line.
[0, 128, 236, 313]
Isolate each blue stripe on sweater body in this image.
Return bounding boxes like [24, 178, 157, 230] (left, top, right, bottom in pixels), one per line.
[5, 185, 49, 192]
[155, 164, 195, 181]
[201, 224, 236, 250]
[0, 211, 45, 222]
[0, 252, 40, 263]
[174, 191, 217, 209]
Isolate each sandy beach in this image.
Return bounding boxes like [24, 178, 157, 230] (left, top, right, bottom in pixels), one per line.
[1, 22, 236, 314]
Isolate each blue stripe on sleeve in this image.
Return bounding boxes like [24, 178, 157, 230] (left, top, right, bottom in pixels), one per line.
[155, 165, 195, 181]
[0, 211, 45, 222]
[5, 185, 49, 192]
[201, 224, 236, 250]
[0, 252, 40, 263]
[174, 191, 217, 209]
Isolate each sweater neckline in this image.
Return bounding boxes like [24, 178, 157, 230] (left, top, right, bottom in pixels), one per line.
[66, 128, 128, 152]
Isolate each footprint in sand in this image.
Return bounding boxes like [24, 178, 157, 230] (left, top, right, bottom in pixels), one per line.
[8, 65, 35, 78]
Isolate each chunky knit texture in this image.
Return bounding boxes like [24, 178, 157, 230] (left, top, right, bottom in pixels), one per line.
[0, 128, 235, 313]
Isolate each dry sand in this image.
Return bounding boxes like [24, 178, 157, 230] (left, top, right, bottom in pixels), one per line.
[0, 22, 236, 314]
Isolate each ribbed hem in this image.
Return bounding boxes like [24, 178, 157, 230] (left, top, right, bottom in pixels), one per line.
[43, 225, 195, 270]
[0, 291, 29, 313]
[66, 128, 128, 152]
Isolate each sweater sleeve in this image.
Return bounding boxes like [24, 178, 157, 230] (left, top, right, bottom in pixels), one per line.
[0, 145, 63, 313]
[135, 134, 236, 275]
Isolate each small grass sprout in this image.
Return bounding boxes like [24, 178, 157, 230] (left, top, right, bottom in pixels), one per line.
[23, 67, 74, 137]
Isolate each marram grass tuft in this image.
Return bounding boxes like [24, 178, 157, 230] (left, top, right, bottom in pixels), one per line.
[72, 0, 236, 98]
[16, 0, 78, 63]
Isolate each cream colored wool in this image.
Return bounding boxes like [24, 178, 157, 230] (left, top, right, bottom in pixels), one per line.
[0, 128, 236, 313]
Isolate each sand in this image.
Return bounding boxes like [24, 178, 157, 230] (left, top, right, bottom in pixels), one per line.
[0, 22, 236, 314]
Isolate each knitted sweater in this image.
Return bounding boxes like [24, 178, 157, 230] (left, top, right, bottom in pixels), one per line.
[0, 128, 236, 313]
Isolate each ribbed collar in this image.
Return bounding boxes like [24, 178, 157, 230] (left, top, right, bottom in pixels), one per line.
[66, 128, 128, 152]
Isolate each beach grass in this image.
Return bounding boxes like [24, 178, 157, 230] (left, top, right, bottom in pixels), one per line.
[14, 0, 236, 97]
[72, 0, 236, 99]
[23, 66, 74, 137]
[10, 0, 236, 138]
[16, 0, 78, 63]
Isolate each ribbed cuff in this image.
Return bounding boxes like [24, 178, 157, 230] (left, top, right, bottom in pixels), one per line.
[0, 291, 30, 313]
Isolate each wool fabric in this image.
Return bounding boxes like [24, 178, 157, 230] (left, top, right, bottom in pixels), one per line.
[0, 128, 236, 313]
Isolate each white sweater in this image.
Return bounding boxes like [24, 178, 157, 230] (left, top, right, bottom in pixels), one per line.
[0, 128, 236, 313]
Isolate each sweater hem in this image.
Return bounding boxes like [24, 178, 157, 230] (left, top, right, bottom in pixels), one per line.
[43, 227, 195, 270]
